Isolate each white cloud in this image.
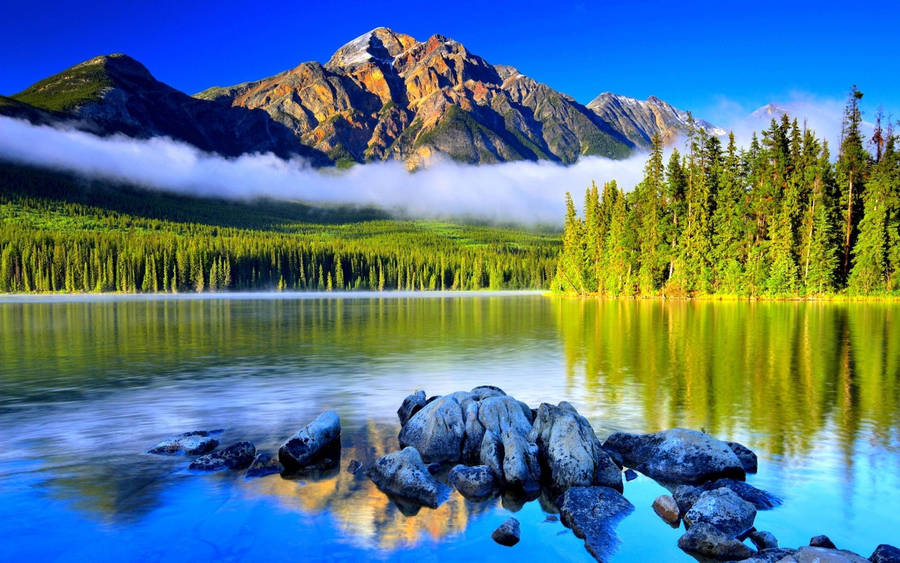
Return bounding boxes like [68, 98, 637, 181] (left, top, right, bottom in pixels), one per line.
[0, 116, 648, 225]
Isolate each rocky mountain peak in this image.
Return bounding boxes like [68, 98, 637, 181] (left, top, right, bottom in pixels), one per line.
[325, 27, 416, 70]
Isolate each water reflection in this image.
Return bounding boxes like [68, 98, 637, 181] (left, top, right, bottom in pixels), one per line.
[1, 294, 898, 560]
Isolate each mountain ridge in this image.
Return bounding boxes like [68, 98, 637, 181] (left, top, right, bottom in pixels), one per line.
[3, 27, 720, 167]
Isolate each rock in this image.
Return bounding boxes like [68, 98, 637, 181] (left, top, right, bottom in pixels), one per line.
[449, 464, 496, 499]
[398, 396, 466, 463]
[779, 546, 870, 562]
[652, 494, 680, 525]
[559, 486, 634, 561]
[461, 399, 485, 462]
[727, 441, 759, 473]
[278, 411, 341, 472]
[426, 463, 442, 474]
[491, 517, 520, 546]
[683, 487, 757, 537]
[544, 514, 559, 522]
[498, 428, 541, 493]
[603, 428, 746, 485]
[870, 544, 900, 563]
[624, 469, 638, 481]
[678, 522, 755, 561]
[245, 451, 283, 478]
[674, 485, 703, 516]
[477, 395, 533, 433]
[470, 385, 506, 400]
[603, 448, 625, 469]
[740, 548, 798, 562]
[748, 530, 778, 550]
[190, 441, 256, 471]
[148, 430, 219, 456]
[527, 402, 622, 493]
[367, 447, 450, 508]
[702, 478, 782, 510]
[810, 535, 837, 549]
[398, 390, 426, 426]
[346, 459, 362, 474]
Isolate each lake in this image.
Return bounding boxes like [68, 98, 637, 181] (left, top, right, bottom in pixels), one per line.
[0, 292, 898, 561]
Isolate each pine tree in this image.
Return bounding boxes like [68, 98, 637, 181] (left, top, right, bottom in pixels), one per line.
[836, 85, 870, 280]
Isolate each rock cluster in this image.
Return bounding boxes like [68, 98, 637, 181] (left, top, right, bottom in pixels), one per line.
[146, 388, 898, 562]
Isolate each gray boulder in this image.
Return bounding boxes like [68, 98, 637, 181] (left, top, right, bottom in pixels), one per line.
[738, 548, 798, 562]
[678, 522, 755, 561]
[559, 486, 634, 562]
[149, 430, 219, 456]
[491, 517, 520, 546]
[398, 390, 426, 426]
[528, 402, 622, 494]
[470, 385, 507, 400]
[602, 428, 746, 484]
[779, 546, 869, 562]
[278, 410, 341, 472]
[461, 399, 484, 462]
[190, 441, 256, 471]
[810, 535, 837, 549]
[727, 441, 759, 473]
[477, 395, 534, 434]
[675, 479, 781, 515]
[748, 530, 778, 550]
[398, 396, 466, 463]
[683, 487, 756, 537]
[448, 464, 496, 499]
[478, 429, 541, 493]
[367, 447, 450, 508]
[870, 544, 900, 563]
[245, 451, 283, 478]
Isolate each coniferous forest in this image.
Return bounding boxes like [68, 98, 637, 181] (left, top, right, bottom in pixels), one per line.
[553, 87, 900, 297]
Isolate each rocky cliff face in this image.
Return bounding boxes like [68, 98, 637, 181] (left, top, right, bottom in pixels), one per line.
[5, 28, 720, 167]
[587, 92, 725, 148]
[195, 28, 636, 166]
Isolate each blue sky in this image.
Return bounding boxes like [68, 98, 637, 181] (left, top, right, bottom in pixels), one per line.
[2, 0, 898, 123]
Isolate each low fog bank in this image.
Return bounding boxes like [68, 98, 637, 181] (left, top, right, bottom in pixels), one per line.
[0, 116, 647, 225]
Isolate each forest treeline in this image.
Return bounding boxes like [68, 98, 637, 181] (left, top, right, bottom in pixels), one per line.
[0, 164, 557, 293]
[553, 87, 900, 296]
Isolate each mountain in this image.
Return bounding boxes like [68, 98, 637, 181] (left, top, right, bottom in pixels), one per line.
[3, 28, 720, 167]
[3, 54, 328, 163]
[587, 93, 726, 147]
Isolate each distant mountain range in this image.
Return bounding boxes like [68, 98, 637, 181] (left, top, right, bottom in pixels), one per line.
[1, 27, 723, 167]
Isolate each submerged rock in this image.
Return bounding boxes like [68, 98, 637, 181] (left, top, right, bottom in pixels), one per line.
[624, 469, 638, 481]
[367, 447, 450, 508]
[727, 441, 759, 474]
[810, 535, 837, 549]
[148, 430, 219, 456]
[870, 544, 900, 563]
[559, 486, 634, 561]
[652, 494, 680, 526]
[778, 546, 869, 562]
[528, 402, 622, 494]
[448, 464, 496, 499]
[278, 411, 341, 472]
[491, 517, 521, 546]
[346, 460, 362, 474]
[683, 487, 757, 537]
[245, 451, 283, 478]
[602, 428, 746, 485]
[678, 522, 755, 561]
[189, 441, 256, 471]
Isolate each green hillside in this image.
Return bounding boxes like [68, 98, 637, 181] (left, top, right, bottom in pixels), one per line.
[0, 162, 559, 293]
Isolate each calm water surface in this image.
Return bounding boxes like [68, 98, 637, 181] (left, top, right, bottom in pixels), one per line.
[0, 292, 898, 561]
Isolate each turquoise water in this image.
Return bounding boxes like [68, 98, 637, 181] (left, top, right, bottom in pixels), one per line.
[0, 293, 898, 561]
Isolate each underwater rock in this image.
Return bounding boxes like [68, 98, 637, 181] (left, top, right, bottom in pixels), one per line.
[559, 486, 634, 561]
[245, 451, 283, 478]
